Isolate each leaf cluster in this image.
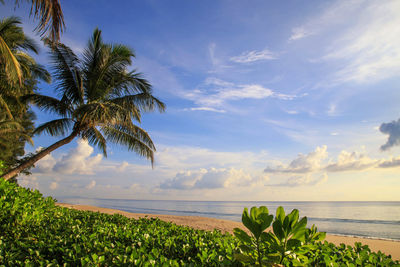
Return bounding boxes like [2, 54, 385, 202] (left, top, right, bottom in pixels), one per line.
[233, 206, 399, 266]
[0, 179, 241, 266]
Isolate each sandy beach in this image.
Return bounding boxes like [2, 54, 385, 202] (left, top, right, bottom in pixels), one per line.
[57, 203, 400, 260]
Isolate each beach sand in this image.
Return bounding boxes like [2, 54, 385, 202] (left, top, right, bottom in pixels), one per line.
[57, 203, 400, 260]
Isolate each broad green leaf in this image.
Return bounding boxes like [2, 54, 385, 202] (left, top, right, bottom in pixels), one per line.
[288, 209, 299, 228]
[233, 228, 252, 244]
[276, 206, 285, 223]
[272, 220, 284, 241]
[258, 213, 273, 232]
[242, 208, 257, 237]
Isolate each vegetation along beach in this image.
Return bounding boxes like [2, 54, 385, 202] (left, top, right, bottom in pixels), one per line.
[1, 0, 400, 266]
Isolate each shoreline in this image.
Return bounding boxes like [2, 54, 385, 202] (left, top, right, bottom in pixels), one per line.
[56, 203, 400, 260]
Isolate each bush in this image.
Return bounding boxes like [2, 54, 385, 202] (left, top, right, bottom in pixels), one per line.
[0, 179, 399, 266]
[0, 179, 240, 266]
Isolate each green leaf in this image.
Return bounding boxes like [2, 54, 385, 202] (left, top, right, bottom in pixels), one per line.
[276, 206, 285, 223]
[234, 253, 253, 263]
[272, 220, 284, 241]
[233, 228, 252, 244]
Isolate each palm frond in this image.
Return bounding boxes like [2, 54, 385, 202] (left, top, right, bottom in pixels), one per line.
[0, 119, 33, 145]
[0, 35, 22, 84]
[46, 40, 84, 104]
[81, 126, 107, 156]
[73, 101, 132, 125]
[26, 0, 65, 41]
[111, 93, 165, 114]
[23, 93, 72, 116]
[101, 125, 155, 165]
[33, 118, 74, 136]
[0, 95, 13, 119]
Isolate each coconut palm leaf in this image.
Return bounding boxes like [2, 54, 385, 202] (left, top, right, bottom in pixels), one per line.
[33, 118, 73, 136]
[23, 93, 72, 116]
[81, 126, 107, 156]
[26, 0, 64, 41]
[101, 125, 155, 164]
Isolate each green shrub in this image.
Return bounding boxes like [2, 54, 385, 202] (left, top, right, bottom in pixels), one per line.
[0, 180, 399, 266]
[0, 179, 241, 266]
[234, 206, 399, 266]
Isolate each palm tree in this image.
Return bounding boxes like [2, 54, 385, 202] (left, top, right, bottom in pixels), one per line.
[1, 0, 64, 84]
[2, 28, 165, 181]
[0, 16, 50, 100]
[0, 17, 50, 173]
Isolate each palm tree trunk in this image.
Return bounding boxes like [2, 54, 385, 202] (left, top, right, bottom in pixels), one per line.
[1, 131, 79, 181]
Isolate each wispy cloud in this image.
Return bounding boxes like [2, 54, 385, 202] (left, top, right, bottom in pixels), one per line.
[230, 48, 277, 63]
[326, 1, 400, 83]
[184, 77, 299, 111]
[293, 0, 400, 84]
[185, 107, 226, 113]
[271, 173, 328, 187]
[289, 27, 312, 41]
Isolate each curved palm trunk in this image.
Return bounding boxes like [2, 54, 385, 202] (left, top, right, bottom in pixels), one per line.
[2, 131, 79, 181]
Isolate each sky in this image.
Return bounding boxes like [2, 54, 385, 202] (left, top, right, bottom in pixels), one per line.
[2, 0, 400, 201]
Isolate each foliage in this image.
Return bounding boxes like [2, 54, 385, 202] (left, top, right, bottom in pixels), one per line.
[0, 179, 241, 266]
[234, 206, 399, 266]
[0, 16, 50, 176]
[0, 181, 399, 266]
[1, 0, 65, 42]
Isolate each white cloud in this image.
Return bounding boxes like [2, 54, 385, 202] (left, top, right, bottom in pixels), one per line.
[49, 181, 58, 190]
[52, 139, 103, 175]
[379, 157, 400, 168]
[185, 107, 226, 113]
[18, 176, 39, 190]
[34, 153, 57, 173]
[117, 161, 130, 172]
[289, 27, 312, 41]
[379, 119, 400, 151]
[265, 146, 328, 174]
[184, 78, 299, 110]
[160, 167, 268, 190]
[265, 145, 400, 179]
[86, 180, 96, 190]
[325, 151, 377, 172]
[230, 48, 277, 63]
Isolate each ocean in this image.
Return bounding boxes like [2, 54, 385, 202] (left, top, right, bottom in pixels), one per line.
[57, 198, 400, 241]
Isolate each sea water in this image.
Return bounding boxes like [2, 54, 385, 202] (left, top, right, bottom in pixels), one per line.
[57, 198, 400, 241]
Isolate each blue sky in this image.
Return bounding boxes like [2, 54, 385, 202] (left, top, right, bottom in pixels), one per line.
[2, 0, 400, 200]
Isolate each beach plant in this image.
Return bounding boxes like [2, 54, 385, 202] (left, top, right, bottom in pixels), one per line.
[1, 182, 399, 266]
[233, 206, 273, 266]
[234, 206, 328, 266]
[2, 28, 165, 180]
